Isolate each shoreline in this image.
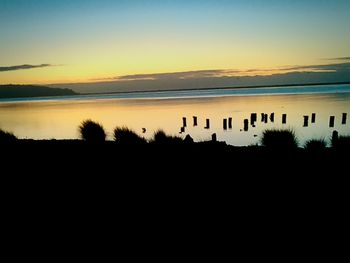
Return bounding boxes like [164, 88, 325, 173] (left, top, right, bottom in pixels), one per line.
[1, 81, 349, 103]
[78, 81, 350, 96]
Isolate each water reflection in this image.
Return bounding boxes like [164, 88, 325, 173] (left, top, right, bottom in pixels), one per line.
[0, 92, 349, 146]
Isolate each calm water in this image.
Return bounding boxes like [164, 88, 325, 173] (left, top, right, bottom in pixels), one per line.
[0, 84, 349, 146]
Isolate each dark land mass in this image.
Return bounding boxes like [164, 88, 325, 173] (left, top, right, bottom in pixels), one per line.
[0, 84, 77, 99]
[2, 139, 347, 231]
[80, 81, 350, 96]
[2, 139, 348, 176]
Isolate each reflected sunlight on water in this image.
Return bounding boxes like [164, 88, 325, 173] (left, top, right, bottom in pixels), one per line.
[0, 87, 349, 146]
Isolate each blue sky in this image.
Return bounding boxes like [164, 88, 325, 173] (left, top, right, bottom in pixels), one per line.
[0, 0, 349, 85]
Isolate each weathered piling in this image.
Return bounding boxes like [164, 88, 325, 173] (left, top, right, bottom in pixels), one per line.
[261, 113, 265, 122]
[342, 113, 347, 125]
[180, 127, 185, 133]
[182, 117, 187, 127]
[329, 116, 335, 128]
[251, 113, 257, 126]
[193, 116, 198, 126]
[270, 113, 275, 122]
[282, 114, 287, 124]
[244, 119, 249, 131]
[223, 119, 227, 130]
[228, 117, 232, 129]
[311, 113, 316, 123]
[332, 130, 339, 143]
[205, 119, 210, 129]
[264, 114, 268, 124]
[303, 116, 309, 127]
[212, 133, 217, 142]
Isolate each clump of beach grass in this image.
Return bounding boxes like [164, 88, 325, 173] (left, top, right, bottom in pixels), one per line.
[114, 126, 147, 145]
[151, 129, 183, 145]
[261, 128, 298, 149]
[0, 129, 17, 143]
[332, 135, 350, 149]
[304, 138, 327, 151]
[79, 119, 106, 143]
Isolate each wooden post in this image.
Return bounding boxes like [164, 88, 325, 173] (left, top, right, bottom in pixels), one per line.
[193, 116, 198, 126]
[270, 113, 275, 122]
[251, 113, 257, 126]
[180, 127, 185, 133]
[332, 130, 338, 144]
[311, 113, 316, 123]
[182, 117, 187, 127]
[228, 117, 232, 129]
[244, 119, 249, 131]
[303, 116, 309, 127]
[205, 119, 210, 129]
[211, 133, 217, 142]
[264, 114, 268, 124]
[282, 114, 287, 124]
[329, 116, 335, 127]
[223, 118, 227, 130]
[342, 113, 347, 125]
[261, 113, 265, 122]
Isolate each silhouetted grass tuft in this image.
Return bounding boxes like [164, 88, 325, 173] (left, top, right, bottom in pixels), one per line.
[261, 129, 298, 149]
[114, 126, 147, 145]
[151, 129, 183, 145]
[304, 139, 327, 151]
[332, 135, 350, 149]
[79, 119, 106, 143]
[0, 129, 17, 143]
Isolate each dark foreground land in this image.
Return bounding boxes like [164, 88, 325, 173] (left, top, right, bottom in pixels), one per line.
[2, 139, 348, 175]
[2, 138, 348, 213]
[1, 139, 348, 241]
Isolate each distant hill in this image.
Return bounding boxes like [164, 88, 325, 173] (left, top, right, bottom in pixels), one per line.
[0, 85, 77, 99]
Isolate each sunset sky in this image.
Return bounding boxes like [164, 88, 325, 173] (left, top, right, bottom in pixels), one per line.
[1, 0, 349, 87]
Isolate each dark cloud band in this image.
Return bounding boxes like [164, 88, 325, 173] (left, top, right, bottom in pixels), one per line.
[324, 57, 350, 61]
[0, 64, 52, 72]
[93, 62, 350, 82]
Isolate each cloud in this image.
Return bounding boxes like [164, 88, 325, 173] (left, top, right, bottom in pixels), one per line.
[0, 64, 52, 72]
[323, 57, 350, 61]
[93, 63, 347, 82]
[94, 70, 231, 81]
[91, 69, 255, 81]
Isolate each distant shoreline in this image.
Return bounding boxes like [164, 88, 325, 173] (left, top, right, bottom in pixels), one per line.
[0, 81, 349, 101]
[79, 81, 350, 96]
[0, 84, 77, 99]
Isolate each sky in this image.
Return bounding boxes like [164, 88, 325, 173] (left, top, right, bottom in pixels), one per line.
[0, 0, 350, 90]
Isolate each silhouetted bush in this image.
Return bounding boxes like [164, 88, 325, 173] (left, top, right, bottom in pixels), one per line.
[151, 129, 183, 145]
[332, 135, 350, 150]
[79, 120, 106, 143]
[261, 129, 298, 149]
[114, 126, 147, 145]
[304, 139, 327, 151]
[0, 129, 17, 143]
